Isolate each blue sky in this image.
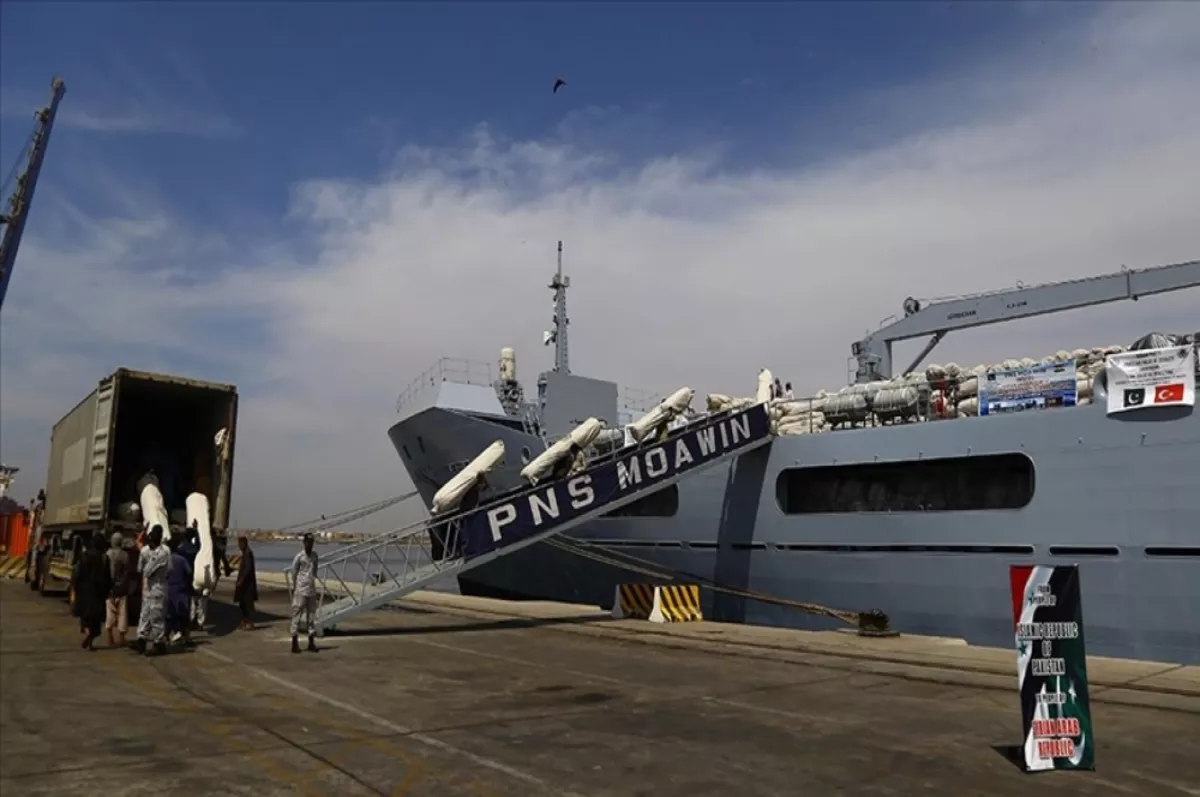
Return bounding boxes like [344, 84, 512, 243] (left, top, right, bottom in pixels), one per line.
[1, 2, 1197, 525]
[2, 2, 1063, 225]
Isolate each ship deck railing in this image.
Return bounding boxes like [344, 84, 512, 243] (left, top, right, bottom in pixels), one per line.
[395, 358, 495, 413]
[393, 357, 666, 421]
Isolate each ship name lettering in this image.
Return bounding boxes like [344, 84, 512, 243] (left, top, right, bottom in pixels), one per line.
[567, 474, 594, 509]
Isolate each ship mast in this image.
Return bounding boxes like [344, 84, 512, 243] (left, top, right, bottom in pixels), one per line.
[549, 239, 571, 373]
[0, 77, 66, 313]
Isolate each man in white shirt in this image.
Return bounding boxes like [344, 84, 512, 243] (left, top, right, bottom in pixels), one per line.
[289, 532, 319, 654]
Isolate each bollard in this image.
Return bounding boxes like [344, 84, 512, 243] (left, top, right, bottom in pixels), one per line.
[857, 608, 899, 637]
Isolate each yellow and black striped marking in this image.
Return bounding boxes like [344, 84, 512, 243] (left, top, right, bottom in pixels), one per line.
[616, 583, 657, 619]
[0, 556, 28, 579]
[228, 554, 243, 569]
[657, 584, 703, 623]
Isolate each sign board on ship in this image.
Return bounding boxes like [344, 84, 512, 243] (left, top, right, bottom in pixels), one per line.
[1104, 345, 1196, 415]
[458, 403, 772, 559]
[979, 360, 1078, 416]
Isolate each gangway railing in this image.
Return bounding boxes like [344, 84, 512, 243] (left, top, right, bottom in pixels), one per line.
[307, 402, 774, 634]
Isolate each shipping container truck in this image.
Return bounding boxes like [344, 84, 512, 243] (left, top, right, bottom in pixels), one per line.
[29, 368, 238, 594]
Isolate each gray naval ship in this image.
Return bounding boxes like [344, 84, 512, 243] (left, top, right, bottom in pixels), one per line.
[388, 246, 1200, 665]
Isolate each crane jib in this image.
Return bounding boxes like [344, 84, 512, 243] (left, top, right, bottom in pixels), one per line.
[459, 403, 772, 559]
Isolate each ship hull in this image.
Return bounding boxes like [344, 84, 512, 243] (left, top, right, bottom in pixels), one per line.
[389, 403, 1200, 665]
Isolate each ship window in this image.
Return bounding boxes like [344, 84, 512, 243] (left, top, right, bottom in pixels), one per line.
[417, 436, 426, 453]
[603, 485, 679, 518]
[402, 445, 412, 460]
[776, 453, 1035, 514]
[520, 446, 532, 465]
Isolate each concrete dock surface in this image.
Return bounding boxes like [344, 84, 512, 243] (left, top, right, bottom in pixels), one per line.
[2, 579, 1197, 797]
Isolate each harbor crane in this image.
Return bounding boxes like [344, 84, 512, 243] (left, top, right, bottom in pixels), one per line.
[852, 259, 1200, 383]
[0, 77, 66, 313]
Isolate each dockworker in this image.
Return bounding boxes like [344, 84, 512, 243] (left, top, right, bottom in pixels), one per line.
[233, 532, 258, 630]
[178, 527, 205, 630]
[126, 535, 142, 639]
[784, 381, 795, 401]
[135, 525, 171, 656]
[74, 535, 113, 651]
[289, 532, 319, 654]
[773, 377, 784, 400]
[165, 534, 195, 647]
[215, 529, 234, 578]
[104, 532, 133, 647]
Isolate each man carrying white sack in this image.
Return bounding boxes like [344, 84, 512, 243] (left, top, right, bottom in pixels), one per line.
[289, 532, 319, 654]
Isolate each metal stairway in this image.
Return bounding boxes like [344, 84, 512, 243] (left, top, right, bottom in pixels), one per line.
[307, 402, 774, 634]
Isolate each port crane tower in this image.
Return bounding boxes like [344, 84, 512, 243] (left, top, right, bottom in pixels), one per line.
[0, 77, 66, 313]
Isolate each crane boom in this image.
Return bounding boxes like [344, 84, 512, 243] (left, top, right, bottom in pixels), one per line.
[0, 77, 66, 313]
[852, 258, 1200, 383]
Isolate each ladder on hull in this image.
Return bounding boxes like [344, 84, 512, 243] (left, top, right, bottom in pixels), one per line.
[308, 403, 774, 634]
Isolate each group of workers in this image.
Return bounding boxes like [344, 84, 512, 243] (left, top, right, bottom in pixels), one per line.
[70, 526, 260, 655]
[66, 525, 323, 656]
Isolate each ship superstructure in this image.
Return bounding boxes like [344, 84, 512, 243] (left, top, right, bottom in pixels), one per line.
[387, 250, 1200, 665]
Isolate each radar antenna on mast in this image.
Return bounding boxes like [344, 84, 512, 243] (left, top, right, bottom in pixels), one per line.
[543, 240, 571, 373]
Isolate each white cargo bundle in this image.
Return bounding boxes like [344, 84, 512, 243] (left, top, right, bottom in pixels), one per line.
[873, 385, 921, 423]
[756, 368, 774, 405]
[628, 387, 694, 443]
[432, 440, 505, 515]
[823, 392, 870, 426]
[777, 415, 827, 435]
[706, 393, 756, 413]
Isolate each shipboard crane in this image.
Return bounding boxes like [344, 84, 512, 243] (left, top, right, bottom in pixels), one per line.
[851, 258, 1200, 383]
[0, 77, 66, 313]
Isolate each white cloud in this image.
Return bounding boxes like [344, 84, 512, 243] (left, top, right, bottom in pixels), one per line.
[2, 2, 1198, 527]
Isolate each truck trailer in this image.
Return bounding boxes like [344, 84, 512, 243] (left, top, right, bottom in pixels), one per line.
[29, 368, 238, 594]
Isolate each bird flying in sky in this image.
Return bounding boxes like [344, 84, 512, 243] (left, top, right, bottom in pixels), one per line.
[553, 78, 567, 94]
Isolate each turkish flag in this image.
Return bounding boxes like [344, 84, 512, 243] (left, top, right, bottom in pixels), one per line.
[1154, 383, 1185, 404]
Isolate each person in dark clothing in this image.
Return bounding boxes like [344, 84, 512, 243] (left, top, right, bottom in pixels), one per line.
[69, 534, 86, 619]
[213, 530, 233, 577]
[104, 532, 133, 647]
[178, 530, 201, 630]
[165, 535, 194, 647]
[233, 533, 258, 630]
[126, 539, 142, 642]
[74, 535, 113, 651]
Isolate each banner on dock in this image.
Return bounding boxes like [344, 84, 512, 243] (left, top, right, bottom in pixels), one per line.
[1104, 345, 1195, 415]
[1008, 564, 1095, 772]
[458, 404, 772, 559]
[979, 361, 1077, 416]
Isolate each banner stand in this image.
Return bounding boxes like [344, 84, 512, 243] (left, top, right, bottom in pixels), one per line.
[1008, 564, 1096, 772]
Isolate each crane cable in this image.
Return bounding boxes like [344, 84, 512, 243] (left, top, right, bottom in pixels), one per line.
[543, 535, 892, 634]
[247, 491, 420, 535]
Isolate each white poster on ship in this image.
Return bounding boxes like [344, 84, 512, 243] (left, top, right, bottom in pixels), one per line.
[1104, 345, 1196, 415]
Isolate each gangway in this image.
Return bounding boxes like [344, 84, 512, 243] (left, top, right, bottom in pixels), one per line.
[309, 402, 774, 634]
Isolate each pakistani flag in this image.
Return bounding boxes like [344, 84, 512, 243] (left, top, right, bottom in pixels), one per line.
[1009, 564, 1096, 772]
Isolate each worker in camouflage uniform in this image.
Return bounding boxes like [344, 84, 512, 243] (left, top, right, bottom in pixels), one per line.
[289, 532, 320, 654]
[135, 525, 171, 656]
